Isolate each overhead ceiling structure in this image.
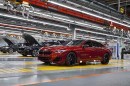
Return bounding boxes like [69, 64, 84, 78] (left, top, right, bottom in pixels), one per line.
[0, 0, 130, 41]
[96, 0, 130, 16]
[46, 0, 130, 30]
[99, 0, 130, 5]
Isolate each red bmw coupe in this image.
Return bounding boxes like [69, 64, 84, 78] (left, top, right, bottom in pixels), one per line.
[38, 40, 112, 66]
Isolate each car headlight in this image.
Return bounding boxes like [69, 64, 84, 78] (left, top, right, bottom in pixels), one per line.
[55, 50, 66, 53]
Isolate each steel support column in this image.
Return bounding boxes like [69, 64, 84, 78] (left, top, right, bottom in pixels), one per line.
[118, 0, 121, 12]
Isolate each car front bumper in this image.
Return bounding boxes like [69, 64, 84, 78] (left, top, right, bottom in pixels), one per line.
[38, 53, 66, 64]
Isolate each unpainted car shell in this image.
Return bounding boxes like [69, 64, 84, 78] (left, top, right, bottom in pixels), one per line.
[0, 37, 18, 53]
[17, 33, 41, 56]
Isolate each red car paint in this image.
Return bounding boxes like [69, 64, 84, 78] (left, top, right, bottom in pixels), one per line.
[38, 40, 112, 65]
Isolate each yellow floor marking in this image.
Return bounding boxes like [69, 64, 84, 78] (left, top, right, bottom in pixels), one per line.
[0, 68, 33, 74]
[18, 69, 33, 72]
[18, 56, 33, 58]
[0, 59, 129, 74]
[37, 60, 130, 71]
[25, 62, 35, 65]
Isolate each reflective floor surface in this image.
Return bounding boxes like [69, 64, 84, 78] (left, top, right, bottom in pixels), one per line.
[0, 53, 130, 86]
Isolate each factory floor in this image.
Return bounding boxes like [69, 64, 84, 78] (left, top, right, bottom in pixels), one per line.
[0, 53, 130, 86]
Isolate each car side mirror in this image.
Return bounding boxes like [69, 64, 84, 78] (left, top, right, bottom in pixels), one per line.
[82, 45, 89, 48]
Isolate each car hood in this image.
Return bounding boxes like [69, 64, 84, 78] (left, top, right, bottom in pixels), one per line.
[2, 37, 14, 46]
[41, 45, 80, 51]
[22, 33, 39, 46]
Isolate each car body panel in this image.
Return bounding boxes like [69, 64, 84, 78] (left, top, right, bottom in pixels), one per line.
[18, 33, 62, 56]
[18, 33, 41, 56]
[38, 40, 112, 65]
[0, 37, 19, 53]
[2, 38, 14, 46]
[22, 33, 40, 46]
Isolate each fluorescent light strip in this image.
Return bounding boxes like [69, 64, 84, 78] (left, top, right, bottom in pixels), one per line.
[0, 3, 3, 6]
[43, 30, 71, 35]
[76, 36, 106, 42]
[84, 36, 105, 40]
[66, 1, 120, 21]
[75, 28, 129, 40]
[0, 25, 39, 33]
[1, 7, 126, 40]
[77, 35, 105, 40]
[0, 30, 21, 35]
[48, 0, 130, 29]
[76, 28, 118, 37]
[0, 13, 69, 30]
[0, 6, 122, 38]
[0, 4, 105, 32]
[31, 11, 104, 31]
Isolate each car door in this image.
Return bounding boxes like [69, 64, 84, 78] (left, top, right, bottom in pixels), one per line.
[91, 41, 104, 60]
[81, 40, 96, 61]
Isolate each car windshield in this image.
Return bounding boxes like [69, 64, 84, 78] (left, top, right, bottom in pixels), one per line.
[67, 40, 83, 46]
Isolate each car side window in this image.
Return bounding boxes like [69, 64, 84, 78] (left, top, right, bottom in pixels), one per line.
[92, 41, 104, 47]
[84, 41, 92, 47]
[99, 43, 104, 47]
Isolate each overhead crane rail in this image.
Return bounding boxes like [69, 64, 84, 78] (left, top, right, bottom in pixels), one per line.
[2, 0, 130, 32]
[10, 0, 129, 32]
[0, 22, 72, 39]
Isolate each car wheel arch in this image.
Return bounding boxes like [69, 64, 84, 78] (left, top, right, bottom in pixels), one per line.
[101, 53, 110, 64]
[67, 51, 78, 62]
[101, 52, 110, 60]
[65, 51, 78, 66]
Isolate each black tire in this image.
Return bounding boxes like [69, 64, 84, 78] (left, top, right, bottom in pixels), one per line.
[2, 52, 6, 53]
[65, 52, 77, 66]
[22, 53, 27, 57]
[8, 48, 13, 54]
[101, 53, 110, 64]
[79, 62, 86, 65]
[32, 50, 38, 57]
[44, 62, 51, 65]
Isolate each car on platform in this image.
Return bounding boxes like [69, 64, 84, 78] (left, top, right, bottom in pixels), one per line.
[38, 40, 112, 66]
[0, 37, 20, 53]
[17, 33, 43, 57]
[17, 33, 62, 57]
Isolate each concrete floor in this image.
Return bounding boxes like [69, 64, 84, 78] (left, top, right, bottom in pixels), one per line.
[0, 53, 130, 86]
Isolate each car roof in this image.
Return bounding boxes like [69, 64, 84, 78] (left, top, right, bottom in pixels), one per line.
[72, 39, 98, 42]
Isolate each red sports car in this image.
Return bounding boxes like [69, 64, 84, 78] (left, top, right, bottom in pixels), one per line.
[38, 40, 112, 66]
